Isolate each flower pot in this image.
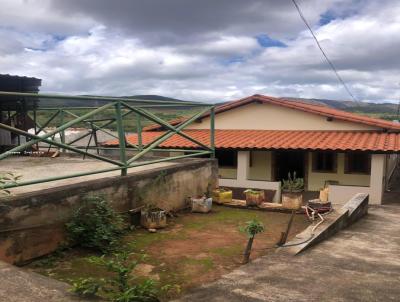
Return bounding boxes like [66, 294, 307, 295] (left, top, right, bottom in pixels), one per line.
[140, 209, 167, 229]
[282, 192, 303, 210]
[245, 190, 264, 206]
[191, 197, 212, 213]
[212, 188, 233, 204]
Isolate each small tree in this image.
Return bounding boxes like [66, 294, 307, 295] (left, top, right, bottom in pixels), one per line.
[240, 219, 265, 264]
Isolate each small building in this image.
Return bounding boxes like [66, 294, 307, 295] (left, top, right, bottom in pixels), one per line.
[103, 94, 400, 204]
[0, 74, 41, 151]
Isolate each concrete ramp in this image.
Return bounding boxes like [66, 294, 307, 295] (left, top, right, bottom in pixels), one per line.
[282, 193, 369, 255]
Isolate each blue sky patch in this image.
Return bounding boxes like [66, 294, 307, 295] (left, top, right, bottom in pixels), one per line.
[319, 10, 336, 26]
[220, 55, 245, 66]
[256, 34, 287, 48]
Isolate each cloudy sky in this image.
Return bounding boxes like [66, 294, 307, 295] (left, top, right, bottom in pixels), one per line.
[1, 0, 400, 103]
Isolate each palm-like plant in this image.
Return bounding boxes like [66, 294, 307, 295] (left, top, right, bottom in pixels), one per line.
[240, 219, 265, 263]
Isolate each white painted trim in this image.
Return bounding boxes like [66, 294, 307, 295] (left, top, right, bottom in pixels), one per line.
[329, 185, 371, 205]
[369, 154, 385, 204]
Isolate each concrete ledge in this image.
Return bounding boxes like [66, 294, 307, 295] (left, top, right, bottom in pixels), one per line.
[0, 158, 218, 264]
[0, 260, 86, 302]
[281, 193, 369, 255]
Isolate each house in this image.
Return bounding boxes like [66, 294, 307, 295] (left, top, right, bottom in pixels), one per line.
[103, 94, 400, 204]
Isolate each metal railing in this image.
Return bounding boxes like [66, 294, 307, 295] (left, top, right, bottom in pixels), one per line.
[0, 91, 215, 189]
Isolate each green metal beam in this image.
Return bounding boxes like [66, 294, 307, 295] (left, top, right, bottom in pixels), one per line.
[62, 109, 138, 149]
[115, 102, 127, 176]
[0, 123, 124, 166]
[122, 102, 211, 151]
[136, 113, 142, 151]
[36, 110, 60, 133]
[126, 107, 211, 165]
[0, 102, 116, 161]
[0, 150, 212, 190]
[210, 106, 215, 158]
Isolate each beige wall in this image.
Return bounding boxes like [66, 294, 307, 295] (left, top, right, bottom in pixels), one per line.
[248, 151, 272, 181]
[219, 167, 237, 179]
[188, 102, 379, 131]
[307, 152, 370, 191]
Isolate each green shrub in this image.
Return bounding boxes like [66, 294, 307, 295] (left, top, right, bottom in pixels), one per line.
[71, 277, 103, 298]
[66, 195, 124, 253]
[86, 252, 159, 302]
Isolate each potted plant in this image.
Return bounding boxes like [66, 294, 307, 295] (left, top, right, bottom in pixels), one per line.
[212, 187, 233, 204]
[140, 204, 167, 229]
[281, 171, 304, 209]
[191, 194, 212, 213]
[243, 189, 264, 206]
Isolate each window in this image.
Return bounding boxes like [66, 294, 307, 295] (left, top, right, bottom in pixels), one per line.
[345, 153, 371, 174]
[215, 150, 237, 168]
[312, 152, 337, 173]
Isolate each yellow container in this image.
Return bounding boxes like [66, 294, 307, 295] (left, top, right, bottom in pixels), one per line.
[212, 189, 233, 204]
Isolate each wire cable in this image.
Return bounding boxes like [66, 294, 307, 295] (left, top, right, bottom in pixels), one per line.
[291, 0, 358, 102]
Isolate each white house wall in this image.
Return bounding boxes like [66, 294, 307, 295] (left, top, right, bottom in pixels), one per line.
[307, 152, 371, 191]
[187, 102, 380, 131]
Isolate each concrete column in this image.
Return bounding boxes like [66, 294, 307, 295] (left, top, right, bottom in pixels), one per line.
[237, 151, 250, 182]
[369, 154, 385, 204]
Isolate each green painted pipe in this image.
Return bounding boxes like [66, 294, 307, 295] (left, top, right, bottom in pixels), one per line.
[126, 107, 211, 164]
[0, 123, 124, 166]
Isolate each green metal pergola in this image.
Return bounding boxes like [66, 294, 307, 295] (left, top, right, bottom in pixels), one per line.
[0, 91, 215, 190]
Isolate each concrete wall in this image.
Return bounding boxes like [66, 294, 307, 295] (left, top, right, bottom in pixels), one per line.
[0, 159, 218, 264]
[186, 102, 379, 131]
[307, 152, 371, 191]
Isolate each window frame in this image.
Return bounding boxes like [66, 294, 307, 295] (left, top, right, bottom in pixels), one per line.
[344, 152, 371, 175]
[215, 149, 237, 168]
[312, 151, 338, 173]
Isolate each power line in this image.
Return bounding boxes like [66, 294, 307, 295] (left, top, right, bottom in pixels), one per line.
[291, 0, 358, 102]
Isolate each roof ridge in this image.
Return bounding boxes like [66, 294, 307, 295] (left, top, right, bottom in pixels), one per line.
[143, 94, 400, 131]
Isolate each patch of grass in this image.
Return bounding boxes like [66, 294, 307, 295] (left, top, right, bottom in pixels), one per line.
[210, 245, 243, 257]
[124, 229, 189, 252]
[182, 257, 214, 272]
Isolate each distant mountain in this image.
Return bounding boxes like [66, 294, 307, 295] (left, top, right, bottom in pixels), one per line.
[38, 94, 190, 108]
[282, 97, 400, 121]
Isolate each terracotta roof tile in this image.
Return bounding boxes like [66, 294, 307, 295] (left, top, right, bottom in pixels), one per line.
[103, 130, 400, 152]
[144, 94, 400, 131]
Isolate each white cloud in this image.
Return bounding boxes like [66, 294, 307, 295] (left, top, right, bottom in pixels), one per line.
[0, 0, 400, 103]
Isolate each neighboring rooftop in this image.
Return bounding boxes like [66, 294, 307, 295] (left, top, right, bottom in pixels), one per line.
[0, 74, 42, 111]
[103, 129, 400, 152]
[144, 94, 400, 131]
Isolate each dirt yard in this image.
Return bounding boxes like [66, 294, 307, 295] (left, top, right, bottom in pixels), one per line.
[25, 205, 310, 300]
